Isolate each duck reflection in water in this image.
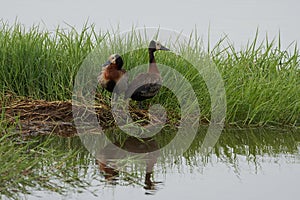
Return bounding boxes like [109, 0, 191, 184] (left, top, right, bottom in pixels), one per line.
[96, 136, 161, 192]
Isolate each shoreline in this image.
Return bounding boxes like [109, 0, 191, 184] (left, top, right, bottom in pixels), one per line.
[1, 96, 298, 137]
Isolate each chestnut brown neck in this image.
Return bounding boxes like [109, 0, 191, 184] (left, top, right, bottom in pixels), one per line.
[148, 49, 159, 74]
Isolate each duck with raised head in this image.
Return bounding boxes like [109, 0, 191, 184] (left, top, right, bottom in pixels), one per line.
[98, 54, 127, 94]
[125, 40, 169, 106]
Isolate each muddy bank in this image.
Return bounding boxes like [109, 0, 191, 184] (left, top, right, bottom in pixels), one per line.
[2, 97, 155, 137]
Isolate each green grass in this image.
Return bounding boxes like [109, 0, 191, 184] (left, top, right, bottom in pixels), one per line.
[211, 33, 299, 126]
[0, 21, 102, 100]
[0, 21, 299, 127]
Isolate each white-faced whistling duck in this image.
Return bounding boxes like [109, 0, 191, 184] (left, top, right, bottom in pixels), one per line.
[125, 40, 169, 106]
[98, 54, 127, 94]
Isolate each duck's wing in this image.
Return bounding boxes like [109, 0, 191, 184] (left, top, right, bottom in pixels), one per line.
[114, 71, 128, 94]
[98, 67, 127, 93]
[97, 66, 110, 90]
[125, 73, 162, 101]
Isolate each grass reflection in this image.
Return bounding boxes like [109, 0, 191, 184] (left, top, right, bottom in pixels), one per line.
[1, 127, 299, 199]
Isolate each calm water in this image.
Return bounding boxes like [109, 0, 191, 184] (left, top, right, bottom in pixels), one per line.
[21, 127, 300, 200]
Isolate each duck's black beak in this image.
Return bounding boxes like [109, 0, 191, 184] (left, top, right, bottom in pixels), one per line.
[160, 45, 170, 51]
[102, 60, 111, 67]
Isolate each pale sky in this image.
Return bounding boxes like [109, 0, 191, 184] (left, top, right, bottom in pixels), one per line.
[1, 0, 299, 49]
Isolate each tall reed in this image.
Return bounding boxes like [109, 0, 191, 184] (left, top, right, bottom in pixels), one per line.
[0, 21, 299, 126]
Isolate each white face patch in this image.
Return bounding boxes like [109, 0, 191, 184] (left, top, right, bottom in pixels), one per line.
[109, 54, 117, 64]
[156, 42, 161, 50]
